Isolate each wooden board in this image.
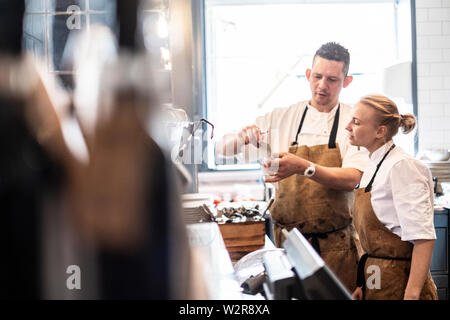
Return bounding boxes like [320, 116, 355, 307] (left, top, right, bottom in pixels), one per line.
[218, 221, 265, 261]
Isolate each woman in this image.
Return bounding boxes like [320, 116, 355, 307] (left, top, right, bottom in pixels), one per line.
[345, 94, 438, 300]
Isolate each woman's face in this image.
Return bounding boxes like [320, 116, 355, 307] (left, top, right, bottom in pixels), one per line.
[345, 102, 381, 149]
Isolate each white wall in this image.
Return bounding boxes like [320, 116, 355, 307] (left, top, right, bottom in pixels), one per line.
[416, 0, 450, 150]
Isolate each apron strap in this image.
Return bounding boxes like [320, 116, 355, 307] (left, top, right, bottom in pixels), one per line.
[301, 232, 328, 256]
[291, 104, 340, 149]
[328, 104, 340, 149]
[301, 223, 348, 256]
[356, 252, 411, 299]
[364, 144, 396, 192]
[274, 220, 349, 256]
[292, 106, 308, 146]
[356, 253, 370, 288]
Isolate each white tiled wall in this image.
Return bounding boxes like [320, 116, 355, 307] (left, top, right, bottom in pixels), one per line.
[416, 0, 450, 150]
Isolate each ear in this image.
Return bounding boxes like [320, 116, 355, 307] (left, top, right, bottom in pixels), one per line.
[375, 125, 388, 139]
[343, 75, 353, 88]
[305, 68, 311, 81]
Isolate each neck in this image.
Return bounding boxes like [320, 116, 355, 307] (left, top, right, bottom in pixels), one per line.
[309, 100, 338, 113]
[367, 139, 389, 157]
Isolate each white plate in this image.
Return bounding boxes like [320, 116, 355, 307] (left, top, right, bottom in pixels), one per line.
[182, 193, 214, 201]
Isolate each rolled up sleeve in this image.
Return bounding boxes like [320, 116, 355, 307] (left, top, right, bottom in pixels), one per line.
[390, 160, 436, 242]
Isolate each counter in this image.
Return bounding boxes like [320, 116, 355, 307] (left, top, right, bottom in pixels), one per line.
[186, 222, 277, 300]
[186, 223, 243, 299]
[185, 209, 448, 300]
[431, 207, 449, 300]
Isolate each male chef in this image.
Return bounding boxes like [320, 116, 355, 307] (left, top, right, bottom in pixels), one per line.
[216, 42, 369, 292]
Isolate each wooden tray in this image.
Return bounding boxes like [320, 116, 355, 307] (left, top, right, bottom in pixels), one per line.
[218, 221, 265, 262]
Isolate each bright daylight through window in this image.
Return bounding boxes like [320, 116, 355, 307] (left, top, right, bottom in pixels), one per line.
[205, 0, 414, 170]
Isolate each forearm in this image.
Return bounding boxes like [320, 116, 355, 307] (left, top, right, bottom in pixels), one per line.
[404, 239, 435, 300]
[216, 133, 243, 156]
[265, 154, 362, 191]
[311, 165, 362, 191]
[294, 157, 362, 191]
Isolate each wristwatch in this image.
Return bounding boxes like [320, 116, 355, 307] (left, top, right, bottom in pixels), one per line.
[304, 162, 316, 177]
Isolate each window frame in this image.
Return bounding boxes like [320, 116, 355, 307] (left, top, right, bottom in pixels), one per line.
[190, 0, 418, 172]
[23, 0, 115, 89]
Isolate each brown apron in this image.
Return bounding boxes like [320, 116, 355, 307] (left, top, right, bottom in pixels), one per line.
[270, 105, 360, 292]
[353, 144, 438, 300]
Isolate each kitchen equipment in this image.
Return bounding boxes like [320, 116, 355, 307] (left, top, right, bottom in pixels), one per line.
[177, 118, 214, 161]
[234, 248, 284, 285]
[182, 193, 217, 224]
[216, 201, 267, 262]
[423, 160, 450, 185]
[218, 221, 266, 262]
[424, 149, 450, 162]
[262, 228, 353, 300]
[262, 197, 274, 216]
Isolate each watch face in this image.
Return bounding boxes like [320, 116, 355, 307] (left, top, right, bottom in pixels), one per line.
[305, 165, 315, 177]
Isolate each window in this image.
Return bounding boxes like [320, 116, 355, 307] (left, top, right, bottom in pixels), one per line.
[203, 0, 415, 170]
[23, 0, 116, 89]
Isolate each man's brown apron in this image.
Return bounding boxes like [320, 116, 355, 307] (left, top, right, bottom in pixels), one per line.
[270, 105, 360, 292]
[353, 144, 438, 300]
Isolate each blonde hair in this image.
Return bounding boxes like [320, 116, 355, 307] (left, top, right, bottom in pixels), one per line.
[358, 94, 416, 140]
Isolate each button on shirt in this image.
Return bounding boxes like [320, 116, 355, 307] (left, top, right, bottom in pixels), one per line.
[240, 101, 368, 172]
[359, 140, 436, 242]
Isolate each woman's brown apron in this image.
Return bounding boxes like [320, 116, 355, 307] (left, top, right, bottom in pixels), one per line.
[270, 105, 360, 292]
[353, 144, 438, 300]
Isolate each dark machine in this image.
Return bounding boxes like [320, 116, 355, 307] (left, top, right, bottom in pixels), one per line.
[262, 228, 353, 300]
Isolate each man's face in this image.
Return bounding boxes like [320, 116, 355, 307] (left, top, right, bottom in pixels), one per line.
[306, 56, 351, 109]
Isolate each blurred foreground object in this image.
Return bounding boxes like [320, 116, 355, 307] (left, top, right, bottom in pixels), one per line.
[0, 0, 73, 298]
[262, 229, 353, 300]
[0, 0, 206, 299]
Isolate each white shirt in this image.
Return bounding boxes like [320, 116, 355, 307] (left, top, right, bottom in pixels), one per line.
[359, 140, 436, 242]
[239, 101, 368, 171]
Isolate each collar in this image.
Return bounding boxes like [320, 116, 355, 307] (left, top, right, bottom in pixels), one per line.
[370, 140, 395, 162]
[307, 102, 339, 117]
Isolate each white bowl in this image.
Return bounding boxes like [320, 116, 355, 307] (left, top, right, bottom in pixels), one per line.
[425, 149, 450, 161]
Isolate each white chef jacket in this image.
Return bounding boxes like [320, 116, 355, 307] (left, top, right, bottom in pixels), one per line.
[359, 140, 436, 242]
[238, 101, 368, 172]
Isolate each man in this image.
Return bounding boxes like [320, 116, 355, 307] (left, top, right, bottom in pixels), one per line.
[216, 42, 368, 292]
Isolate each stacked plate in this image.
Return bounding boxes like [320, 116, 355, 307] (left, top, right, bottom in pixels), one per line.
[182, 193, 217, 224]
[423, 160, 450, 183]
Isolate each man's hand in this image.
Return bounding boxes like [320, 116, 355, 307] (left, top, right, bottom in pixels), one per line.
[263, 152, 309, 183]
[238, 125, 263, 148]
[216, 125, 262, 156]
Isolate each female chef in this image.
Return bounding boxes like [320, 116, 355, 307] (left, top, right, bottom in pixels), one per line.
[345, 94, 438, 300]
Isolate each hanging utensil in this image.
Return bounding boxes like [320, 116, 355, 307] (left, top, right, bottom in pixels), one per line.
[177, 118, 214, 160]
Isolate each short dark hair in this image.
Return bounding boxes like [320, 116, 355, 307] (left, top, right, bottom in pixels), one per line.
[314, 42, 350, 76]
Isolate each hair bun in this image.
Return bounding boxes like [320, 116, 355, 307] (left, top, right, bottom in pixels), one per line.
[399, 113, 416, 134]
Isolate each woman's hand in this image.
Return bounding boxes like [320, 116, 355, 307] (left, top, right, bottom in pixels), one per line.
[403, 239, 435, 300]
[263, 152, 308, 183]
[403, 290, 421, 300]
[352, 286, 363, 300]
